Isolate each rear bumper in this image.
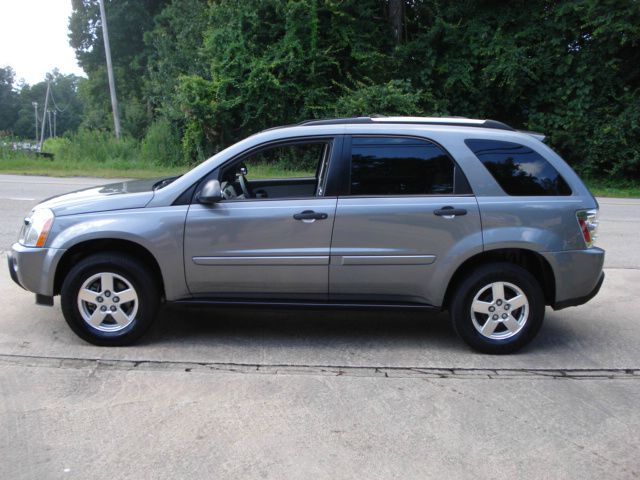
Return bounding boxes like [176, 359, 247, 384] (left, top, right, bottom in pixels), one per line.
[542, 247, 605, 310]
[552, 271, 604, 310]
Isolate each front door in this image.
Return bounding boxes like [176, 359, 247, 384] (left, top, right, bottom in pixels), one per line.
[184, 138, 338, 299]
[329, 136, 482, 305]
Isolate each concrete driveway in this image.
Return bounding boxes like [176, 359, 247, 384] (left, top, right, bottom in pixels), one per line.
[0, 174, 639, 479]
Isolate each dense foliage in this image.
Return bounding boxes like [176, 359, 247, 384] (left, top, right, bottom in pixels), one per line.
[0, 67, 83, 140]
[0, 67, 20, 132]
[1, 0, 639, 178]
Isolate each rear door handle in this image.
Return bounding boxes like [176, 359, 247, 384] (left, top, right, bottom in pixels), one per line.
[293, 210, 328, 221]
[434, 206, 467, 218]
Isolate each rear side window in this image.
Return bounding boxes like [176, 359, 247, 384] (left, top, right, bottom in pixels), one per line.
[349, 137, 454, 195]
[465, 139, 571, 196]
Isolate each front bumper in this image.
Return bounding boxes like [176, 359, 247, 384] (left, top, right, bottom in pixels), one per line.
[7, 243, 65, 301]
[542, 247, 605, 310]
[7, 252, 24, 289]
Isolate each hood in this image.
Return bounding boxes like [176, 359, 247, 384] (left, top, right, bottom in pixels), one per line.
[37, 178, 159, 217]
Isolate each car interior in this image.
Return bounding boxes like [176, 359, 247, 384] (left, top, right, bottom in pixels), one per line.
[217, 140, 332, 200]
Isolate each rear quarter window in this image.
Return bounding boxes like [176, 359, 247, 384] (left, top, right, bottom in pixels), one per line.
[465, 139, 571, 196]
[349, 137, 456, 195]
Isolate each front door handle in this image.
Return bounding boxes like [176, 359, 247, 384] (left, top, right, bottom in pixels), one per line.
[293, 210, 328, 221]
[434, 206, 467, 218]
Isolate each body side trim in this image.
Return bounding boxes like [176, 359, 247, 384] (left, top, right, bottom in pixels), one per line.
[192, 256, 329, 266]
[339, 255, 436, 266]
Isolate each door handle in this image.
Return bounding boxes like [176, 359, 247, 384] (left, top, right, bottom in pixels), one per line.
[293, 210, 328, 221]
[434, 206, 467, 218]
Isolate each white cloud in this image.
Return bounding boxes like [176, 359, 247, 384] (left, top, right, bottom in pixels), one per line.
[518, 160, 545, 177]
[0, 0, 85, 84]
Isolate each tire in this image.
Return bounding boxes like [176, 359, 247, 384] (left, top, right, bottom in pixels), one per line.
[60, 253, 160, 346]
[450, 262, 545, 354]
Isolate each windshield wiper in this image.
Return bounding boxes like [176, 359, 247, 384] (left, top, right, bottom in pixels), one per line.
[152, 175, 181, 191]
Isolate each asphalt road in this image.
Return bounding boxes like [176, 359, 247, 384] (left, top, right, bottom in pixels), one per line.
[1, 174, 639, 479]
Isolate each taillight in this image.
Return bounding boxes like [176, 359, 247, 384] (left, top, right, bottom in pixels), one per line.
[576, 209, 599, 247]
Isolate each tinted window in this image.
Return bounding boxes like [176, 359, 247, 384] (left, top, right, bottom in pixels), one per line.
[350, 137, 454, 195]
[465, 139, 571, 196]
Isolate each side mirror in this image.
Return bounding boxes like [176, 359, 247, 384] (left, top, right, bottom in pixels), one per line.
[197, 179, 223, 204]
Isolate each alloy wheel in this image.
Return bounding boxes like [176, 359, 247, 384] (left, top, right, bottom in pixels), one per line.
[76, 272, 138, 332]
[470, 281, 529, 340]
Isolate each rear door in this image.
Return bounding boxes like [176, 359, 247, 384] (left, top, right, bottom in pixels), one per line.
[329, 136, 482, 306]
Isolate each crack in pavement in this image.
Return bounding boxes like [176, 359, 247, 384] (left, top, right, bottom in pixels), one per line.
[0, 353, 638, 380]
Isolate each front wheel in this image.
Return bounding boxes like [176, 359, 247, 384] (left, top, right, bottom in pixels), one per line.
[60, 253, 160, 346]
[450, 263, 545, 354]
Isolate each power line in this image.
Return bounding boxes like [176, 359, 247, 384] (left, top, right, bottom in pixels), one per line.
[49, 86, 68, 113]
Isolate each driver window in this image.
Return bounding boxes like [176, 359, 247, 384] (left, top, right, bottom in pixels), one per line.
[219, 141, 331, 200]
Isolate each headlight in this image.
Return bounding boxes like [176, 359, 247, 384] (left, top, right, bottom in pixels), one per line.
[19, 208, 55, 247]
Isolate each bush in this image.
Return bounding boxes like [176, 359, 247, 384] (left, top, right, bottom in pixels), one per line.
[140, 119, 184, 166]
[333, 80, 426, 117]
[43, 129, 139, 164]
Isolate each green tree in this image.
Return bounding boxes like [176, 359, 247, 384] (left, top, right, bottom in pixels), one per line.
[143, 0, 210, 115]
[60, 0, 640, 178]
[0, 66, 20, 134]
[174, 0, 399, 159]
[396, 0, 640, 177]
[69, 0, 170, 137]
[12, 71, 84, 140]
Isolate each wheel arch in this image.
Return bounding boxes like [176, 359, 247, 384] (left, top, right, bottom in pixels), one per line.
[53, 238, 165, 299]
[442, 248, 555, 309]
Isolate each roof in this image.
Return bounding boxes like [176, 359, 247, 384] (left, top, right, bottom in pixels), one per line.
[260, 116, 545, 141]
[297, 116, 516, 131]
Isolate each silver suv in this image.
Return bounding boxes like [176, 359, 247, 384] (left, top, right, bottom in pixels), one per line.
[8, 117, 604, 353]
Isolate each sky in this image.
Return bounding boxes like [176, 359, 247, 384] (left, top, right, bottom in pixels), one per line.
[0, 0, 85, 85]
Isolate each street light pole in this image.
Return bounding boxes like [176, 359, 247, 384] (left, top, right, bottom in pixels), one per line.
[98, 0, 122, 140]
[32, 102, 38, 145]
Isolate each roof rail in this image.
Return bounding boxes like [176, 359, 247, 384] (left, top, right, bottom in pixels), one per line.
[297, 116, 516, 131]
[519, 130, 546, 142]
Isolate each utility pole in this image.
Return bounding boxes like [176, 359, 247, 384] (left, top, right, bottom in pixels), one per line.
[53, 111, 57, 137]
[48, 110, 53, 138]
[99, 0, 122, 139]
[38, 81, 50, 151]
[32, 102, 38, 145]
[388, 0, 405, 45]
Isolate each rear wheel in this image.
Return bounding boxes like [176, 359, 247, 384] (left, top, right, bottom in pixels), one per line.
[61, 253, 160, 346]
[450, 262, 545, 354]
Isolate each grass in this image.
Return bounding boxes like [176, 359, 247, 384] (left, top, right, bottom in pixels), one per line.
[245, 163, 314, 179]
[0, 130, 315, 180]
[583, 179, 640, 198]
[0, 151, 185, 178]
[0, 150, 314, 180]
